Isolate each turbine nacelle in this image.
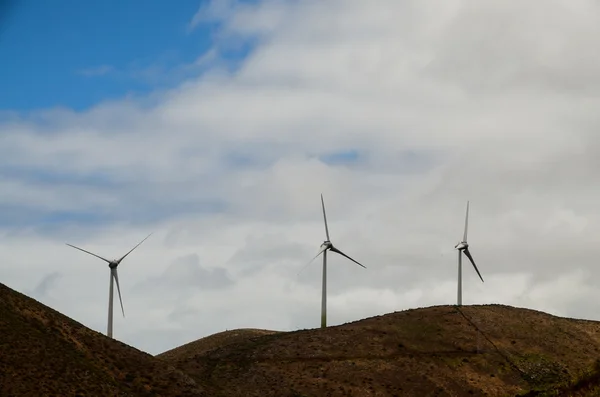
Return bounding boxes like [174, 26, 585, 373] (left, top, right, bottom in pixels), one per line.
[455, 241, 468, 251]
[108, 261, 120, 269]
[320, 241, 332, 250]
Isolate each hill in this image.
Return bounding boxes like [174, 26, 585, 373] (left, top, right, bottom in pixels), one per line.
[158, 305, 600, 397]
[158, 328, 280, 362]
[5, 277, 600, 397]
[0, 282, 206, 397]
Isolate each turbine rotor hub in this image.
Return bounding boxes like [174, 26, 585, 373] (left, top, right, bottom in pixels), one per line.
[455, 241, 468, 250]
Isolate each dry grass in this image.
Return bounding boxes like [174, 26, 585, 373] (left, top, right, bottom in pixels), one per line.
[159, 305, 600, 397]
[6, 277, 600, 396]
[157, 328, 280, 362]
[0, 282, 207, 397]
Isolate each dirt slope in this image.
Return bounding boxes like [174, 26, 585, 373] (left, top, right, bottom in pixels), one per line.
[158, 328, 280, 362]
[6, 277, 600, 397]
[0, 282, 206, 397]
[159, 305, 600, 397]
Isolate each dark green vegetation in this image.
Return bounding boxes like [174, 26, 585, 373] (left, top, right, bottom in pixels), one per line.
[3, 280, 600, 396]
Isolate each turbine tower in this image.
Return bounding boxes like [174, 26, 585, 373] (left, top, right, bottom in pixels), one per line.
[454, 201, 483, 306]
[309, 194, 365, 328]
[66, 233, 152, 338]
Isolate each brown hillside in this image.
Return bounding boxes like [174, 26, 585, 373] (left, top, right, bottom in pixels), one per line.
[0, 282, 207, 397]
[158, 328, 280, 362]
[159, 305, 600, 397]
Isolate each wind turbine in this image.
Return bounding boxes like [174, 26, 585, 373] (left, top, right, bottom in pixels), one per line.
[454, 201, 483, 306]
[65, 233, 152, 338]
[308, 194, 366, 328]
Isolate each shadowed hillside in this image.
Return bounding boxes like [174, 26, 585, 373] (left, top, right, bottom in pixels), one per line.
[159, 305, 600, 397]
[0, 282, 206, 397]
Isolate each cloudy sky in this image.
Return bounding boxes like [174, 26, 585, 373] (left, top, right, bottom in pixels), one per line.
[2, 0, 600, 355]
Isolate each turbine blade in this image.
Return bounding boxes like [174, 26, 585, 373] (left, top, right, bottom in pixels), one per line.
[297, 246, 328, 277]
[321, 194, 330, 241]
[66, 243, 111, 263]
[463, 248, 483, 283]
[309, 246, 328, 266]
[117, 233, 153, 263]
[330, 246, 366, 269]
[112, 268, 125, 317]
[463, 201, 470, 242]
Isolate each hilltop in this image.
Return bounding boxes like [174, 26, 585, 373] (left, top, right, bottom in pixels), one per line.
[158, 328, 280, 362]
[158, 305, 600, 397]
[4, 279, 600, 396]
[0, 282, 206, 397]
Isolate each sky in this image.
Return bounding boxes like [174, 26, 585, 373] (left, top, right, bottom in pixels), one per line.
[2, 0, 600, 355]
[0, 0, 253, 110]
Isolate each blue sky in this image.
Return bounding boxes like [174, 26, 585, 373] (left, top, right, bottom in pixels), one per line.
[0, 0, 259, 230]
[0, 0, 363, 232]
[0, 0, 228, 111]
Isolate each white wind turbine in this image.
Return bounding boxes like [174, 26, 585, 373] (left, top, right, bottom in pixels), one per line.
[454, 201, 484, 306]
[66, 233, 152, 338]
[308, 194, 366, 328]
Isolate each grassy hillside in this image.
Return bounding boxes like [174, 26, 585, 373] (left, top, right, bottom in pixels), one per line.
[5, 277, 600, 396]
[158, 328, 281, 362]
[0, 282, 206, 397]
[159, 305, 600, 397]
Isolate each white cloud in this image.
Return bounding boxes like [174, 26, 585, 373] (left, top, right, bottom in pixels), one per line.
[2, 0, 600, 355]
